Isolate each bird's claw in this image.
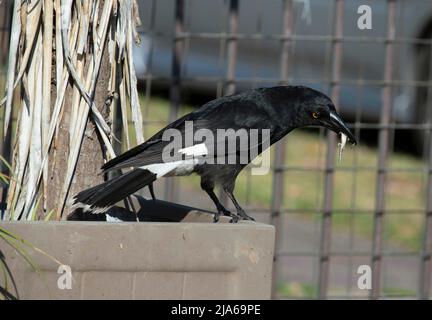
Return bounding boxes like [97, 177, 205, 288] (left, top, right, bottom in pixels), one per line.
[229, 214, 240, 223]
[214, 208, 240, 223]
[237, 210, 255, 221]
[213, 213, 221, 223]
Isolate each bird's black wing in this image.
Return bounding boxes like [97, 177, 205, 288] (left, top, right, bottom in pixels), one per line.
[102, 96, 277, 171]
[101, 112, 194, 172]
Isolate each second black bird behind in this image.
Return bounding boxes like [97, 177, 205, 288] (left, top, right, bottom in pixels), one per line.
[72, 85, 356, 222]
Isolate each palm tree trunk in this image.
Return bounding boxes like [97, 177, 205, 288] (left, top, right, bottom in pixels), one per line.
[47, 45, 110, 218]
[2, 0, 144, 220]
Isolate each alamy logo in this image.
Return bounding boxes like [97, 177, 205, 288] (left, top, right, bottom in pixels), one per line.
[161, 121, 271, 175]
[357, 5, 372, 30]
[57, 264, 72, 290]
[357, 264, 372, 290]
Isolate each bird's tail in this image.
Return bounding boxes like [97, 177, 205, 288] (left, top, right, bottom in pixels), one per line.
[72, 160, 190, 214]
[72, 168, 158, 214]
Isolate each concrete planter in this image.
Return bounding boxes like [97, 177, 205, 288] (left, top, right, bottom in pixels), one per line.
[1, 221, 275, 300]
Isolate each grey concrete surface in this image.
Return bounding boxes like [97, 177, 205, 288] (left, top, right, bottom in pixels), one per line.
[1, 221, 275, 300]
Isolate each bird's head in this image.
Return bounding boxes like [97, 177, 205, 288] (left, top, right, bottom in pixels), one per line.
[265, 86, 357, 145]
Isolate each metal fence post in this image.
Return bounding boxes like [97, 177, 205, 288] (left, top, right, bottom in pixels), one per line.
[271, 0, 293, 298]
[224, 0, 239, 97]
[166, 0, 185, 202]
[318, 0, 344, 299]
[419, 43, 432, 300]
[419, 126, 432, 299]
[371, 0, 396, 300]
[219, 0, 239, 207]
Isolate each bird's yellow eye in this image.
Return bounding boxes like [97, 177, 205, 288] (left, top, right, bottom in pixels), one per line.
[312, 112, 319, 119]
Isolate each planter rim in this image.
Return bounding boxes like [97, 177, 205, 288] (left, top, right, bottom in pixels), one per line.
[1, 220, 274, 229]
[1, 219, 275, 299]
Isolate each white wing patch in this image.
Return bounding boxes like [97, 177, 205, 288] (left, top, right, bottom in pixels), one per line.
[140, 161, 182, 178]
[139, 144, 207, 178]
[140, 159, 199, 178]
[179, 143, 208, 157]
[171, 159, 197, 176]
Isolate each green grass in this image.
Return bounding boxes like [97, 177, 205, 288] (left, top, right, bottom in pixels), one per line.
[276, 281, 417, 299]
[277, 281, 317, 299]
[382, 287, 417, 298]
[139, 94, 427, 251]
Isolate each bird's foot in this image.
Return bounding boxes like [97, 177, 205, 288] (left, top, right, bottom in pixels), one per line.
[223, 209, 240, 223]
[213, 212, 221, 223]
[213, 208, 230, 222]
[237, 209, 255, 221]
[214, 208, 239, 223]
[229, 214, 240, 223]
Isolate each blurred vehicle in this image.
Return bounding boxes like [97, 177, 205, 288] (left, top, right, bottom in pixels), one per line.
[143, 0, 432, 149]
[134, 0, 432, 146]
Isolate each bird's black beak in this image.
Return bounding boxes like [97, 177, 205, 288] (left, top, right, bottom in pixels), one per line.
[325, 112, 357, 145]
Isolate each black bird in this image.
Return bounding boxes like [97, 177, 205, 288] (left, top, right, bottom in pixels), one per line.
[72, 86, 356, 222]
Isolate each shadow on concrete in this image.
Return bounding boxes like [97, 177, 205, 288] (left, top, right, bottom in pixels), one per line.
[67, 195, 216, 222]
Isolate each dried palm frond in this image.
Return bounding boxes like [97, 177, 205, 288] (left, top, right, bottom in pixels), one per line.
[1, 0, 144, 220]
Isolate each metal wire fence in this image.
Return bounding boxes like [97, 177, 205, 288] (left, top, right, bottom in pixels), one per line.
[1, 0, 432, 299]
[136, 0, 432, 300]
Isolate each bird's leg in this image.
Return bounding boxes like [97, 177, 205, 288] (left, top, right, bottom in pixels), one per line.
[201, 185, 238, 223]
[224, 189, 255, 221]
[148, 183, 156, 202]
